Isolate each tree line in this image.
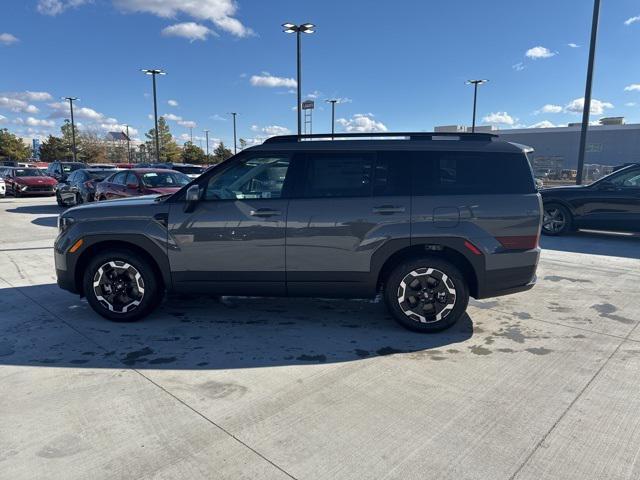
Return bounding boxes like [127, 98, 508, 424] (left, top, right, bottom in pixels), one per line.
[0, 117, 238, 165]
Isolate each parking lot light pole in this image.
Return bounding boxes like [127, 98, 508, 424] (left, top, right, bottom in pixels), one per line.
[62, 97, 78, 161]
[282, 22, 315, 138]
[204, 130, 210, 157]
[229, 112, 238, 154]
[576, 0, 601, 185]
[466, 79, 488, 133]
[124, 124, 131, 162]
[141, 69, 166, 162]
[325, 99, 338, 139]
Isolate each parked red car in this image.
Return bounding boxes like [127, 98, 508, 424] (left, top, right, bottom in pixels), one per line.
[95, 168, 190, 201]
[0, 166, 57, 197]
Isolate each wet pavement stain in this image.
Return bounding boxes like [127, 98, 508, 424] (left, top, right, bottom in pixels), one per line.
[495, 326, 528, 344]
[121, 347, 154, 366]
[514, 312, 532, 320]
[545, 276, 592, 283]
[591, 303, 635, 324]
[526, 347, 553, 355]
[497, 348, 515, 353]
[469, 345, 492, 356]
[297, 354, 327, 363]
[200, 381, 248, 399]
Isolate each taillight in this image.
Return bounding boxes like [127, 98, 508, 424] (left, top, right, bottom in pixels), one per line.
[496, 235, 539, 250]
[464, 240, 483, 255]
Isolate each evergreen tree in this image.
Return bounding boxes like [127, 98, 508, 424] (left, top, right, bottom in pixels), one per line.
[181, 141, 206, 164]
[213, 142, 233, 163]
[39, 135, 72, 161]
[144, 116, 181, 162]
[0, 129, 31, 161]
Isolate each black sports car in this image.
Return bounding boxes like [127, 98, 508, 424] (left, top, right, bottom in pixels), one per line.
[540, 163, 640, 235]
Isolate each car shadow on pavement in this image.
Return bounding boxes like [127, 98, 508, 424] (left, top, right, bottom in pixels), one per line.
[5, 204, 64, 215]
[0, 284, 474, 371]
[541, 230, 640, 259]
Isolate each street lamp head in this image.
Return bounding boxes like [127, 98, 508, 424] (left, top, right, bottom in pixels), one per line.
[142, 69, 166, 75]
[300, 23, 315, 33]
[282, 23, 297, 33]
[62, 96, 79, 101]
[325, 99, 338, 104]
[466, 79, 489, 86]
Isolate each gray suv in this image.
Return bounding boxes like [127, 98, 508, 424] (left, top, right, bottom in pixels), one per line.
[55, 132, 542, 332]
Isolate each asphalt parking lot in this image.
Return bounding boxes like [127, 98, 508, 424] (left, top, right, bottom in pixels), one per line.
[1, 196, 639, 480]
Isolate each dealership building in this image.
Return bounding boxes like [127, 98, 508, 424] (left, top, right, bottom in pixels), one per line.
[435, 117, 640, 179]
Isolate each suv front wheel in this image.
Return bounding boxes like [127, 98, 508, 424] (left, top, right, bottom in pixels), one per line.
[83, 249, 162, 322]
[384, 257, 469, 333]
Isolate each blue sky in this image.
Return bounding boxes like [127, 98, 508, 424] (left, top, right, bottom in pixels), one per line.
[1, 0, 640, 148]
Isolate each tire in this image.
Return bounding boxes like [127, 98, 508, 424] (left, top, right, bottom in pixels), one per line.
[13, 186, 20, 198]
[542, 203, 572, 236]
[384, 257, 469, 333]
[82, 249, 162, 322]
[56, 192, 65, 207]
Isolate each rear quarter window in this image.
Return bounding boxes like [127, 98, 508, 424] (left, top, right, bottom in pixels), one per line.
[412, 151, 536, 195]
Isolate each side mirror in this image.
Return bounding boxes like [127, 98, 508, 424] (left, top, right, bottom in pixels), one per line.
[184, 184, 201, 213]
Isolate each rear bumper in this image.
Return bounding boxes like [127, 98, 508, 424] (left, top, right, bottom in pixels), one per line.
[476, 265, 538, 299]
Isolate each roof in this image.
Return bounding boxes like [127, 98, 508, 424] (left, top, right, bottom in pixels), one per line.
[249, 132, 525, 154]
[105, 131, 130, 141]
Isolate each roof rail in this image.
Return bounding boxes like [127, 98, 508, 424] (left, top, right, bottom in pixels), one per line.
[263, 131, 498, 144]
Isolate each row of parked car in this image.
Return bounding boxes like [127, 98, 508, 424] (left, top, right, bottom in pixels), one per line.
[0, 160, 206, 207]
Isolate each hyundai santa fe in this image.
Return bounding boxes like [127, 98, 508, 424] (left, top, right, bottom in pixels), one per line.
[55, 132, 542, 332]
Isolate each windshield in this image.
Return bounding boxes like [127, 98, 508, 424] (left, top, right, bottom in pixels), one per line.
[141, 171, 190, 188]
[15, 168, 43, 177]
[62, 163, 86, 173]
[87, 170, 112, 181]
[173, 166, 204, 175]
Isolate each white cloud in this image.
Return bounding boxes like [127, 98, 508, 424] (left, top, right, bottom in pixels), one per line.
[210, 114, 227, 121]
[167, 99, 178, 107]
[624, 15, 640, 26]
[336, 113, 388, 133]
[624, 84, 640, 92]
[250, 74, 297, 88]
[2, 91, 53, 102]
[0, 97, 39, 114]
[162, 113, 181, 121]
[0, 115, 6, 124]
[25, 117, 55, 127]
[0, 33, 19, 45]
[113, 0, 253, 37]
[251, 125, 291, 136]
[306, 90, 321, 99]
[482, 111, 516, 125]
[535, 104, 563, 114]
[564, 97, 614, 115]
[625, 102, 637, 107]
[100, 123, 139, 136]
[162, 113, 196, 128]
[512, 62, 526, 71]
[161, 22, 214, 42]
[37, 0, 91, 16]
[567, 43, 580, 48]
[529, 120, 556, 129]
[525, 46, 556, 59]
[48, 102, 104, 120]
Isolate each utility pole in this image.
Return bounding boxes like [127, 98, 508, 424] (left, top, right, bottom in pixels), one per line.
[326, 99, 338, 139]
[141, 69, 166, 162]
[466, 80, 488, 133]
[229, 112, 238, 154]
[204, 129, 210, 157]
[62, 97, 78, 161]
[125, 124, 131, 162]
[282, 23, 315, 137]
[576, 0, 601, 185]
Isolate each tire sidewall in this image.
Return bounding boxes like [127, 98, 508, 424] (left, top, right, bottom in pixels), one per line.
[83, 250, 160, 322]
[384, 257, 469, 333]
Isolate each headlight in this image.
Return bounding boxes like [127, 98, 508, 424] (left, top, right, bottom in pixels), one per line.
[20, 184, 28, 191]
[58, 216, 75, 232]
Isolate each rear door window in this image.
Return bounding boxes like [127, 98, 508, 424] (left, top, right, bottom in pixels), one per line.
[112, 172, 128, 185]
[412, 151, 536, 195]
[302, 152, 374, 198]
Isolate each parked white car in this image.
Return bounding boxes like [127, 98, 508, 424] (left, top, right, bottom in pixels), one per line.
[0, 177, 5, 197]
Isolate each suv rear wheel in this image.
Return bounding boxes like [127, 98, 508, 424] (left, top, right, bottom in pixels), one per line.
[384, 257, 469, 332]
[83, 249, 162, 322]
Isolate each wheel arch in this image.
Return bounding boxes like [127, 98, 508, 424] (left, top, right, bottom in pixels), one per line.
[73, 236, 170, 296]
[374, 240, 480, 298]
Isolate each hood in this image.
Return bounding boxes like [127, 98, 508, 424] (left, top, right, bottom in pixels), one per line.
[64, 194, 168, 221]
[15, 176, 57, 186]
[540, 184, 587, 194]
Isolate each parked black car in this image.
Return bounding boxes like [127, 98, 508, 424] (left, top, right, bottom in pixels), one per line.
[541, 163, 640, 235]
[46, 161, 88, 182]
[56, 168, 115, 206]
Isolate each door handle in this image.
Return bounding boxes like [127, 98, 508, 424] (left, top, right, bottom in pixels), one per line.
[372, 205, 406, 214]
[250, 208, 282, 217]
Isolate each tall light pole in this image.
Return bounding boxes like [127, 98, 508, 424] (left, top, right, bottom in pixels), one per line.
[62, 97, 78, 161]
[141, 68, 166, 162]
[326, 99, 338, 139]
[204, 129, 210, 157]
[282, 22, 315, 137]
[124, 124, 131, 162]
[576, 0, 601, 185]
[229, 112, 238, 154]
[189, 126, 193, 143]
[466, 79, 488, 133]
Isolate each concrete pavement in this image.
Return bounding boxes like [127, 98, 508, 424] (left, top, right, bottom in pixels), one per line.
[1, 196, 639, 480]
